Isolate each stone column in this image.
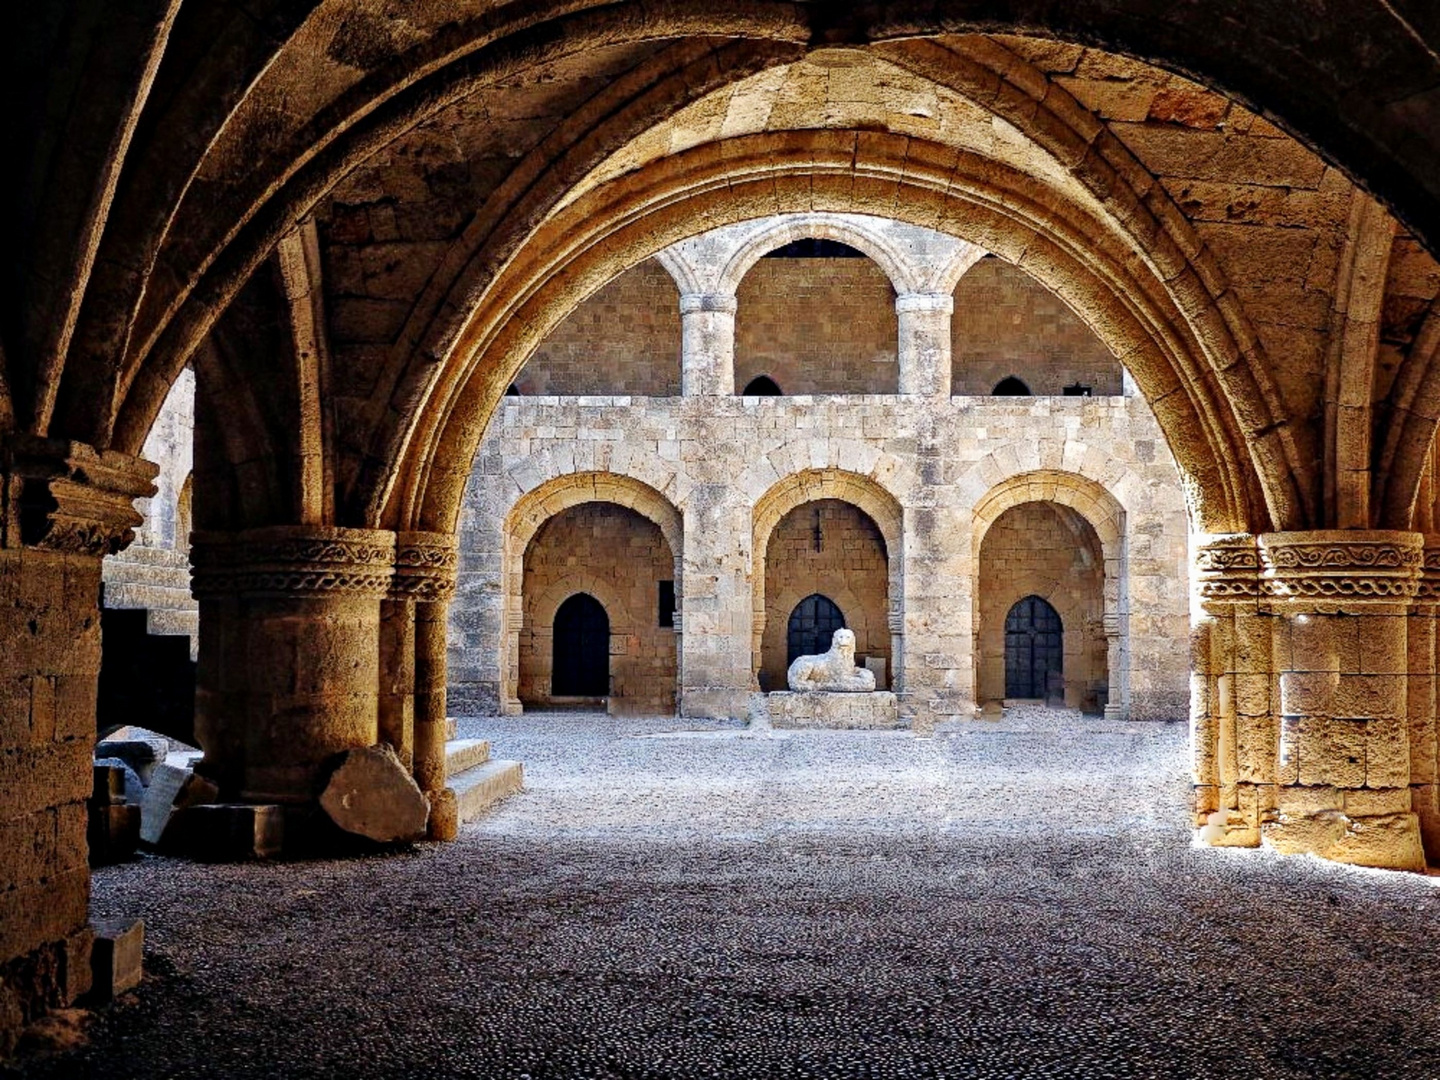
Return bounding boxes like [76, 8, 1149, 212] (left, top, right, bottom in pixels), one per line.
[1259, 530, 1425, 871]
[394, 532, 459, 840]
[190, 526, 395, 804]
[1411, 537, 1440, 857]
[678, 485, 753, 718]
[679, 293, 737, 397]
[896, 293, 953, 397]
[1191, 534, 1269, 847]
[901, 505, 971, 733]
[1103, 613, 1127, 721]
[0, 435, 156, 1046]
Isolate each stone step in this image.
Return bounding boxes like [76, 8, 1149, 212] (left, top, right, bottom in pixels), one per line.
[451, 759, 523, 824]
[103, 559, 192, 588]
[103, 581, 195, 611]
[444, 738, 490, 775]
[104, 546, 190, 568]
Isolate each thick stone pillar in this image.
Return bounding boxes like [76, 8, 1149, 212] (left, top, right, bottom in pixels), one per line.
[1103, 613, 1128, 721]
[679, 293, 737, 396]
[1259, 531, 1424, 870]
[896, 293, 953, 397]
[678, 485, 753, 718]
[393, 532, 459, 840]
[0, 435, 155, 1049]
[1412, 538, 1440, 856]
[900, 505, 971, 733]
[190, 527, 395, 803]
[1191, 534, 1270, 847]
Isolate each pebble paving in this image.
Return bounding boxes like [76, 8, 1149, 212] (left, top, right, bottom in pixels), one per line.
[14, 707, 1440, 1079]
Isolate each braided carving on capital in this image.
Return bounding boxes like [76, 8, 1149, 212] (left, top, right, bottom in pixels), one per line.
[192, 526, 396, 599]
[1258, 530, 1422, 603]
[391, 531, 459, 602]
[1193, 534, 1259, 603]
[1417, 535, 1440, 602]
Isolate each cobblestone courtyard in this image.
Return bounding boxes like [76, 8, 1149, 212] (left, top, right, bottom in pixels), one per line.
[16, 709, 1440, 1079]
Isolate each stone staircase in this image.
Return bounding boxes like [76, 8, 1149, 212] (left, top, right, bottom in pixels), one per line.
[101, 546, 199, 659]
[444, 733, 524, 823]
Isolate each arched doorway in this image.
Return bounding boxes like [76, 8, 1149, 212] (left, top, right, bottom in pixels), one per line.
[1004, 596, 1064, 701]
[787, 594, 846, 666]
[742, 374, 782, 396]
[551, 593, 610, 697]
[992, 376, 1031, 395]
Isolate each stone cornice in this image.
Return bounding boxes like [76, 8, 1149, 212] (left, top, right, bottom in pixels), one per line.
[1257, 530, 1422, 604]
[0, 435, 156, 556]
[391, 530, 458, 602]
[192, 526, 396, 599]
[1194, 533, 1260, 603]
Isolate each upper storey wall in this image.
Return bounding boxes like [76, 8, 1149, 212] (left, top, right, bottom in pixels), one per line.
[512, 260, 681, 396]
[952, 259, 1122, 396]
[734, 258, 898, 395]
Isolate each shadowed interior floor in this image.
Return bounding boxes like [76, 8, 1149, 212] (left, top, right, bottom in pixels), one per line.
[15, 708, 1440, 1079]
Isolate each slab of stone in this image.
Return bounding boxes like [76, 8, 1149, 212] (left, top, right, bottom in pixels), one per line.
[87, 803, 141, 867]
[94, 757, 145, 805]
[95, 737, 167, 785]
[766, 690, 901, 729]
[140, 763, 219, 845]
[89, 918, 143, 1002]
[92, 764, 126, 805]
[320, 745, 429, 843]
[167, 804, 286, 860]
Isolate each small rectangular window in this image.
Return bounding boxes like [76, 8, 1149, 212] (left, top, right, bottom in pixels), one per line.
[658, 580, 676, 627]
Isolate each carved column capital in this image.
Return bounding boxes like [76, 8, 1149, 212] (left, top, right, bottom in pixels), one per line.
[0, 434, 156, 555]
[391, 531, 458, 603]
[1193, 533, 1260, 606]
[1257, 530, 1422, 607]
[191, 526, 395, 599]
[1418, 534, 1440, 605]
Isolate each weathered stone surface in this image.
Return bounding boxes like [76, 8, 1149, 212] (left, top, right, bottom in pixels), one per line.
[89, 919, 144, 1003]
[139, 764, 219, 846]
[94, 738, 167, 785]
[767, 691, 901, 730]
[319, 746, 429, 843]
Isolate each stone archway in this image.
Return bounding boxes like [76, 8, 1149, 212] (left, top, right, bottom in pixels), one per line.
[752, 469, 904, 693]
[972, 471, 1127, 718]
[503, 473, 684, 715]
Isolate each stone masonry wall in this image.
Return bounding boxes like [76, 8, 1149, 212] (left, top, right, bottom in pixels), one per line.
[518, 503, 677, 713]
[734, 259, 899, 395]
[453, 393, 1192, 725]
[952, 259, 1124, 396]
[513, 260, 681, 396]
[977, 502, 1107, 709]
[761, 499, 891, 690]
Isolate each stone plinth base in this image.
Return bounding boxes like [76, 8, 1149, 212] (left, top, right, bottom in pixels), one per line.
[765, 691, 901, 729]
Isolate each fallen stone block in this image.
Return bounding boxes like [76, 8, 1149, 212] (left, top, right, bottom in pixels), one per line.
[140, 763, 219, 846]
[94, 737, 167, 785]
[87, 803, 141, 866]
[92, 764, 126, 805]
[94, 757, 145, 805]
[166, 804, 285, 860]
[89, 919, 143, 1003]
[320, 745, 429, 843]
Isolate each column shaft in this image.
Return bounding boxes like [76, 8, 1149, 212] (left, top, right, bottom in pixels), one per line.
[896, 293, 953, 397]
[680, 294, 737, 397]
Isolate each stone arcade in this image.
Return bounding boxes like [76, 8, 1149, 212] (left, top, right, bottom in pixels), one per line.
[8, 1, 1440, 1062]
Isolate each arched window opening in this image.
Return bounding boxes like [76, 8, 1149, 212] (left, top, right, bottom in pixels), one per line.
[787, 594, 846, 667]
[742, 375, 782, 396]
[552, 593, 610, 697]
[1004, 596, 1063, 700]
[993, 376, 1031, 396]
[504, 383, 521, 396]
[763, 238, 867, 258]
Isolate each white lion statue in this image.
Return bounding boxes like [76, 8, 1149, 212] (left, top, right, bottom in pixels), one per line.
[786, 628, 876, 692]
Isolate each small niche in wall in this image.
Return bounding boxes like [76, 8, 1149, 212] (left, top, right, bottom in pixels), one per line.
[658, 580, 676, 627]
[992, 376, 1031, 396]
[1063, 382, 1092, 396]
[742, 375, 782, 396]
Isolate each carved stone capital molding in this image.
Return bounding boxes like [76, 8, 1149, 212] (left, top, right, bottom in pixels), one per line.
[1257, 530, 1422, 605]
[1193, 534, 1260, 604]
[1418, 534, 1440, 604]
[0, 434, 157, 556]
[391, 530, 458, 602]
[192, 526, 395, 599]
